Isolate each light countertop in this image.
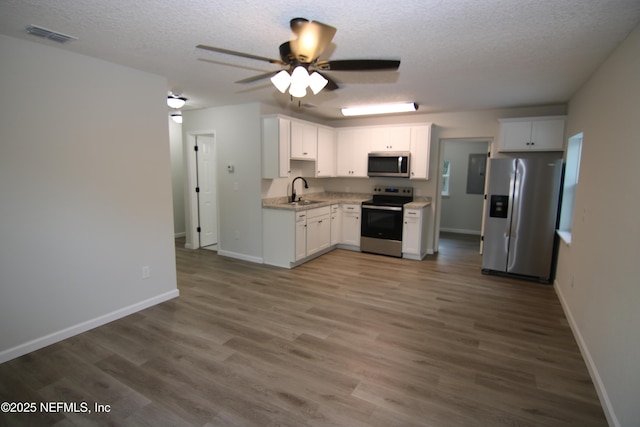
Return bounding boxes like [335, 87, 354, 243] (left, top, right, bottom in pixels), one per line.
[263, 192, 431, 211]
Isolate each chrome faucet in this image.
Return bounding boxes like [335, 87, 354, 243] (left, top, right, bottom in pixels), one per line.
[290, 176, 308, 202]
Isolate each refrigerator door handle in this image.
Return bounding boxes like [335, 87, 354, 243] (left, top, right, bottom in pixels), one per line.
[511, 164, 523, 238]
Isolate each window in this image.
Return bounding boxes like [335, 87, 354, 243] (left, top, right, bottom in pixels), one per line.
[558, 133, 583, 244]
[442, 159, 451, 197]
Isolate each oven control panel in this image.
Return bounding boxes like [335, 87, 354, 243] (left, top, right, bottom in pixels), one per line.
[372, 186, 413, 197]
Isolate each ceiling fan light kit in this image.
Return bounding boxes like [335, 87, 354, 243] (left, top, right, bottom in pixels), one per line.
[170, 113, 183, 123]
[167, 95, 187, 109]
[270, 67, 328, 98]
[196, 17, 400, 100]
[341, 102, 418, 116]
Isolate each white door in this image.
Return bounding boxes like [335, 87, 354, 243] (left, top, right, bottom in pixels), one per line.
[196, 135, 218, 247]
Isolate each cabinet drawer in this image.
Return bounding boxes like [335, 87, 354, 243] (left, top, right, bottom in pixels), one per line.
[307, 206, 331, 218]
[404, 208, 422, 219]
[296, 211, 307, 222]
[342, 204, 361, 214]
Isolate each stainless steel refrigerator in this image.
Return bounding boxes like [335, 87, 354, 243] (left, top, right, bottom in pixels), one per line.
[482, 158, 562, 282]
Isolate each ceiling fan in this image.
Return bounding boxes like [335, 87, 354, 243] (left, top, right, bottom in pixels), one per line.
[196, 18, 400, 97]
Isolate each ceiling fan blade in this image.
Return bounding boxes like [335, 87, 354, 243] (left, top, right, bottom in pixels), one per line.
[196, 44, 284, 65]
[316, 59, 401, 71]
[235, 71, 279, 84]
[290, 20, 337, 63]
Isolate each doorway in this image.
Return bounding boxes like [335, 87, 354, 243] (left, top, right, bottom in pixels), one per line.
[437, 138, 491, 253]
[186, 132, 219, 250]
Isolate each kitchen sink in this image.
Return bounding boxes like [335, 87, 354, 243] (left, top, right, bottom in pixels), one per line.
[288, 200, 323, 206]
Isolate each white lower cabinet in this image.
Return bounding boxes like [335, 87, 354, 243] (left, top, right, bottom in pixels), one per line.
[263, 205, 333, 268]
[341, 204, 361, 247]
[330, 204, 341, 246]
[295, 211, 307, 261]
[306, 207, 331, 256]
[402, 206, 429, 260]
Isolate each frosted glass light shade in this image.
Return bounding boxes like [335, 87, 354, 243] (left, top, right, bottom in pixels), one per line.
[171, 113, 183, 124]
[308, 72, 328, 94]
[167, 96, 187, 109]
[288, 66, 310, 98]
[270, 70, 291, 93]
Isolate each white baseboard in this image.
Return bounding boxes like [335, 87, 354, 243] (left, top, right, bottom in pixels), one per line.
[0, 289, 179, 364]
[174, 231, 186, 238]
[554, 282, 619, 427]
[217, 250, 263, 264]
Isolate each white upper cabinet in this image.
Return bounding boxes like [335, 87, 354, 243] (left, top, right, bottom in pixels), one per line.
[409, 124, 432, 180]
[316, 126, 336, 177]
[499, 116, 566, 152]
[290, 120, 318, 160]
[263, 114, 432, 181]
[336, 128, 371, 177]
[262, 116, 290, 179]
[370, 126, 411, 152]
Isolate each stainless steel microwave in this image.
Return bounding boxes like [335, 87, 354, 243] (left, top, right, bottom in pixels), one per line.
[367, 152, 410, 177]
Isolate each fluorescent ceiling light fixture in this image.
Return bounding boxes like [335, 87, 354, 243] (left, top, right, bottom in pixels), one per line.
[341, 102, 418, 116]
[171, 113, 183, 124]
[167, 96, 187, 109]
[270, 67, 329, 97]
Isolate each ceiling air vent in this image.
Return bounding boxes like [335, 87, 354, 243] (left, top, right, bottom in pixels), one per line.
[26, 25, 77, 43]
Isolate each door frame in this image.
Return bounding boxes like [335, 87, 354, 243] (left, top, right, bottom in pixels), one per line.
[435, 137, 493, 254]
[184, 129, 219, 250]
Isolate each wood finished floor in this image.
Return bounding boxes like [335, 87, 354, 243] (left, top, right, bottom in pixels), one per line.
[0, 233, 607, 426]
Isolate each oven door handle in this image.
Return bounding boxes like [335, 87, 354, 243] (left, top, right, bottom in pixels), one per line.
[362, 205, 403, 212]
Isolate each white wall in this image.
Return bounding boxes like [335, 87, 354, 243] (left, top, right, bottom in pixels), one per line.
[0, 35, 178, 362]
[182, 103, 263, 262]
[555, 24, 640, 427]
[440, 141, 488, 234]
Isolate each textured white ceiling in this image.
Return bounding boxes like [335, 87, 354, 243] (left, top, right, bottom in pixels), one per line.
[1, 0, 639, 119]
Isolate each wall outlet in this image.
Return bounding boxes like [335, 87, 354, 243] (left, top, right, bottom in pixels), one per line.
[142, 266, 150, 279]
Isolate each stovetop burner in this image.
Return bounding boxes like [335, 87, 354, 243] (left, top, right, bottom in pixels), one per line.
[365, 186, 414, 206]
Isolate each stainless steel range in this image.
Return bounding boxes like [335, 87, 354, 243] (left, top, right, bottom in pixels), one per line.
[360, 186, 414, 257]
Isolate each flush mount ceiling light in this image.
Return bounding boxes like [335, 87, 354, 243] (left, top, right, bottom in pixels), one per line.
[167, 94, 187, 109]
[171, 113, 183, 124]
[270, 66, 328, 98]
[341, 102, 418, 116]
